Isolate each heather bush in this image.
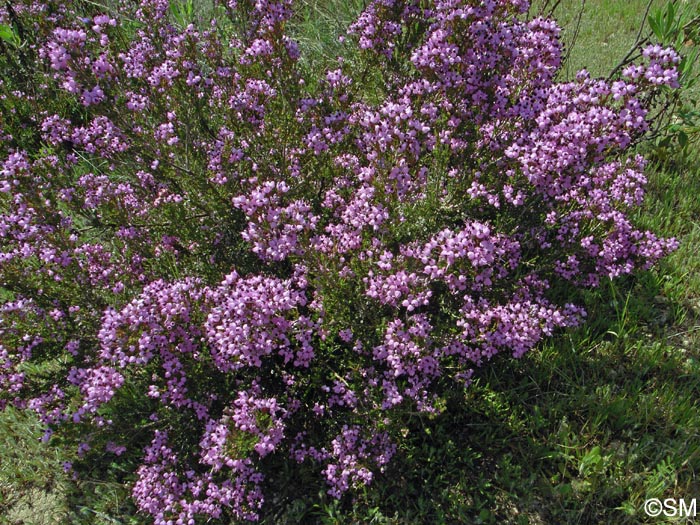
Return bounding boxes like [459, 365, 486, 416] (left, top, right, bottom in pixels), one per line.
[0, 0, 684, 522]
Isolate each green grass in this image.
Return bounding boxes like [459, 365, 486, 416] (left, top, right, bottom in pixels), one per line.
[0, 407, 68, 524]
[2, 1, 700, 524]
[290, 0, 366, 71]
[536, 0, 663, 79]
[532, 0, 692, 79]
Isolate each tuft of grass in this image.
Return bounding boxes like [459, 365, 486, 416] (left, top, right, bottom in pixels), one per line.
[290, 0, 365, 70]
[0, 407, 68, 524]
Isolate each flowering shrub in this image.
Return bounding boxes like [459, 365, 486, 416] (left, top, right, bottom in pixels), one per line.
[0, 0, 681, 522]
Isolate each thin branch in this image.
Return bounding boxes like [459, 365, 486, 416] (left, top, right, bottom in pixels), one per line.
[75, 213, 211, 233]
[666, 326, 700, 339]
[546, 0, 563, 19]
[607, 0, 655, 81]
[562, 0, 587, 74]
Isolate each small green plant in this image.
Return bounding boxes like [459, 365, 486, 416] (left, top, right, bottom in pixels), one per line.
[169, 0, 195, 28]
[646, 1, 700, 159]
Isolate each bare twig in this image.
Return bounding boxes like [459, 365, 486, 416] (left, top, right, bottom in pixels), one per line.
[562, 0, 587, 74]
[546, 0, 563, 19]
[667, 326, 700, 339]
[607, 0, 655, 81]
[75, 213, 211, 233]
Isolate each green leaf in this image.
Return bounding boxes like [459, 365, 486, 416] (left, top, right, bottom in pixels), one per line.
[648, 15, 662, 41]
[664, 2, 675, 36]
[478, 509, 494, 522]
[557, 483, 574, 497]
[658, 136, 672, 148]
[678, 130, 688, 148]
[0, 23, 15, 44]
[579, 446, 603, 476]
[679, 48, 699, 83]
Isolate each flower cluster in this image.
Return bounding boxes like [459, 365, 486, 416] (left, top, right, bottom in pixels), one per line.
[0, 0, 680, 522]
